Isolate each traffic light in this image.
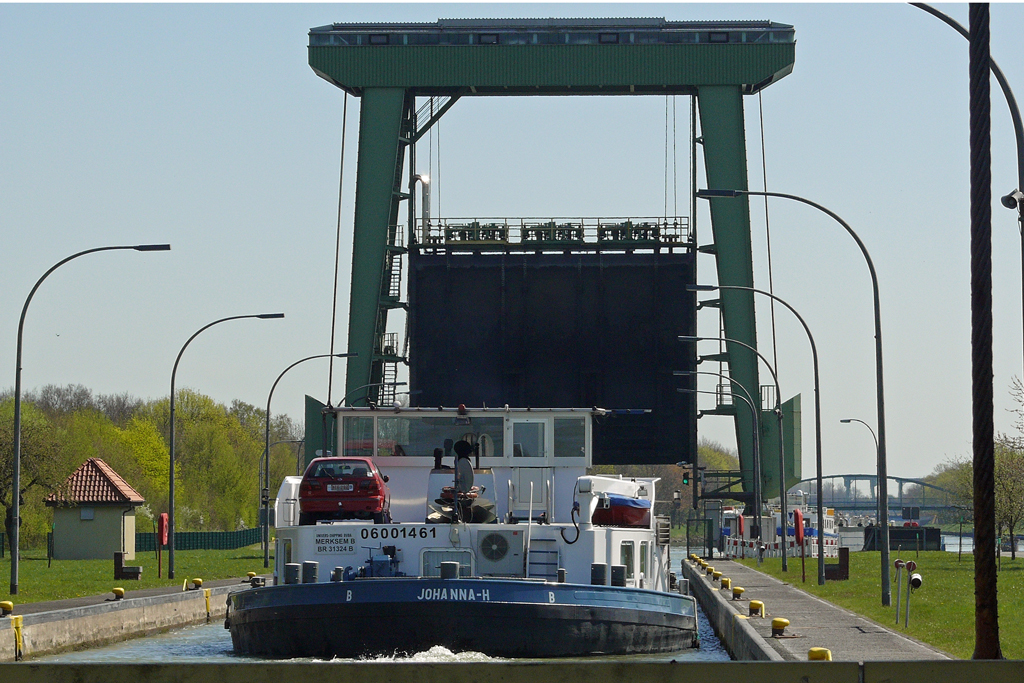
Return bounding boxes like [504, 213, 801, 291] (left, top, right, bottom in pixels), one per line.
[682, 472, 690, 486]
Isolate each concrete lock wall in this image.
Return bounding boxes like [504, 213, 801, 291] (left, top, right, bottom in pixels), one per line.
[0, 661, 1021, 683]
[680, 559, 781, 662]
[0, 585, 235, 662]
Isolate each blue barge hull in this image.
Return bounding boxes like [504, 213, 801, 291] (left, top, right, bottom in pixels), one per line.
[227, 577, 699, 658]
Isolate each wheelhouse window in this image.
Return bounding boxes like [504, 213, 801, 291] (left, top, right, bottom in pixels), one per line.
[620, 541, 635, 579]
[554, 418, 585, 458]
[639, 541, 649, 579]
[512, 422, 545, 458]
[342, 416, 374, 456]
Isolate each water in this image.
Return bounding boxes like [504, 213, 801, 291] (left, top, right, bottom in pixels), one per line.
[941, 534, 1024, 553]
[36, 547, 728, 663]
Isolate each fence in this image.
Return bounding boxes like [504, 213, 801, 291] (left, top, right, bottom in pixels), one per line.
[136, 528, 260, 552]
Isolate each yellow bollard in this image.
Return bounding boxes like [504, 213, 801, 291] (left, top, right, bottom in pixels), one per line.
[712, 570, 723, 582]
[808, 647, 832, 661]
[205, 588, 212, 623]
[749, 599, 765, 618]
[247, 571, 257, 579]
[12, 615, 24, 660]
[192, 578, 203, 589]
[112, 587, 125, 600]
[0, 601, 13, 616]
[772, 617, 790, 636]
[705, 565, 715, 576]
[733, 586, 745, 600]
[721, 577, 731, 590]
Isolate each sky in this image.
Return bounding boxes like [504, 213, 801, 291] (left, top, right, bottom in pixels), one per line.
[2, 2, 1023, 485]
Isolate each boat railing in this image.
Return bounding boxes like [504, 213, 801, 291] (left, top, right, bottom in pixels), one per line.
[526, 481, 535, 578]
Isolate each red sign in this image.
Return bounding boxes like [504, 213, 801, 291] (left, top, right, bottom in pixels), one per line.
[895, 559, 906, 569]
[157, 513, 169, 546]
[906, 560, 917, 572]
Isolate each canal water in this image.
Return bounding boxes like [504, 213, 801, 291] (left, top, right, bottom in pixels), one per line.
[36, 547, 729, 663]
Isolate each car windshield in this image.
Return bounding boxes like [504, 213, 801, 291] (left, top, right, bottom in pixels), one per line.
[309, 461, 371, 479]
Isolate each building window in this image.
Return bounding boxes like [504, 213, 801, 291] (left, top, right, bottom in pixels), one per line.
[599, 33, 619, 44]
[479, 34, 499, 45]
[80, 507, 95, 521]
[369, 34, 389, 45]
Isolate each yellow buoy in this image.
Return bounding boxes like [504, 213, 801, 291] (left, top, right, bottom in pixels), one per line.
[808, 647, 832, 661]
[721, 577, 731, 590]
[732, 586, 745, 600]
[0, 600, 14, 616]
[749, 599, 765, 618]
[112, 588, 125, 600]
[772, 617, 790, 636]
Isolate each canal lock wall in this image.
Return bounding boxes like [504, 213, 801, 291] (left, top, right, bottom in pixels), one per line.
[0, 584, 238, 661]
[680, 557, 782, 661]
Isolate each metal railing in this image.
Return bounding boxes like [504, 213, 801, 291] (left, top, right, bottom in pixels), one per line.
[418, 216, 691, 248]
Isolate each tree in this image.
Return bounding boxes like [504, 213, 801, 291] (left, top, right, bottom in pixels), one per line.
[0, 398, 69, 550]
[994, 437, 1024, 561]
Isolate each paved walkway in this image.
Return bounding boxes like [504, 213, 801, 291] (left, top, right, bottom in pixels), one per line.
[694, 559, 950, 661]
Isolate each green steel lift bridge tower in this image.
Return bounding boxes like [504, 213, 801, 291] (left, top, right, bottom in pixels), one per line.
[306, 17, 798, 492]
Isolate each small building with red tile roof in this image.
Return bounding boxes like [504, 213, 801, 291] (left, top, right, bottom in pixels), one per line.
[46, 458, 146, 560]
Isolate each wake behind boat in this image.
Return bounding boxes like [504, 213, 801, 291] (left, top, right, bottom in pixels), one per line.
[226, 406, 698, 658]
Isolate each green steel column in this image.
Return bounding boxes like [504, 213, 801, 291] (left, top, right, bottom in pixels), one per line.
[345, 87, 407, 406]
[697, 85, 761, 492]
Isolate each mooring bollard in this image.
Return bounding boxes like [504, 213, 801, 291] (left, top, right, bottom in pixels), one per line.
[732, 586, 745, 600]
[749, 599, 765, 617]
[808, 647, 832, 661]
[721, 577, 731, 590]
[771, 617, 790, 636]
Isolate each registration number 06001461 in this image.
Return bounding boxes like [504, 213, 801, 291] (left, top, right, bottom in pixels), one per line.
[327, 484, 354, 492]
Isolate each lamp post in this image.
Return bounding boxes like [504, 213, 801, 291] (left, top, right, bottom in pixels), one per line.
[10, 243, 170, 595]
[911, 4, 1024, 377]
[676, 369, 767, 565]
[840, 418, 880, 521]
[169, 312, 284, 579]
[678, 386, 763, 563]
[689, 283, 826, 573]
[262, 353, 355, 568]
[697, 188, 884, 596]
[679, 335, 799, 576]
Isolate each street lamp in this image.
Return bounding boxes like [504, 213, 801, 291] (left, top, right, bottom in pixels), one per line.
[690, 283, 826, 573]
[168, 312, 284, 579]
[676, 369, 766, 565]
[911, 6, 1024, 370]
[677, 386, 763, 564]
[10, 243, 170, 595]
[840, 419, 880, 522]
[679, 335, 796, 575]
[262, 353, 355, 568]
[697, 188, 885, 597]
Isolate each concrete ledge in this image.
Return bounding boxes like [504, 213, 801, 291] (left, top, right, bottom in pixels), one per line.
[0, 662, 864, 683]
[680, 558, 782, 661]
[1, 585, 244, 662]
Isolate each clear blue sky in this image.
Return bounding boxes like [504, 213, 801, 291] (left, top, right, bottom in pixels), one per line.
[2, 3, 1023, 484]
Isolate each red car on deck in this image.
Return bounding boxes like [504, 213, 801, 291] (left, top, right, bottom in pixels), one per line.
[298, 457, 391, 524]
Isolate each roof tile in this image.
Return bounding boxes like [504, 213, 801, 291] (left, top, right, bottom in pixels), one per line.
[46, 458, 145, 506]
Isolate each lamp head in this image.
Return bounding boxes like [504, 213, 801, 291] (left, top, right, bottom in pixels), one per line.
[258, 313, 285, 319]
[840, 419, 852, 423]
[134, 244, 171, 251]
[687, 284, 718, 292]
[696, 189, 743, 199]
[1001, 189, 1024, 209]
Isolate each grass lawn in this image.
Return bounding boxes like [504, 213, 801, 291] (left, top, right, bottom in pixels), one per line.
[735, 550, 1023, 660]
[0, 545, 268, 605]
